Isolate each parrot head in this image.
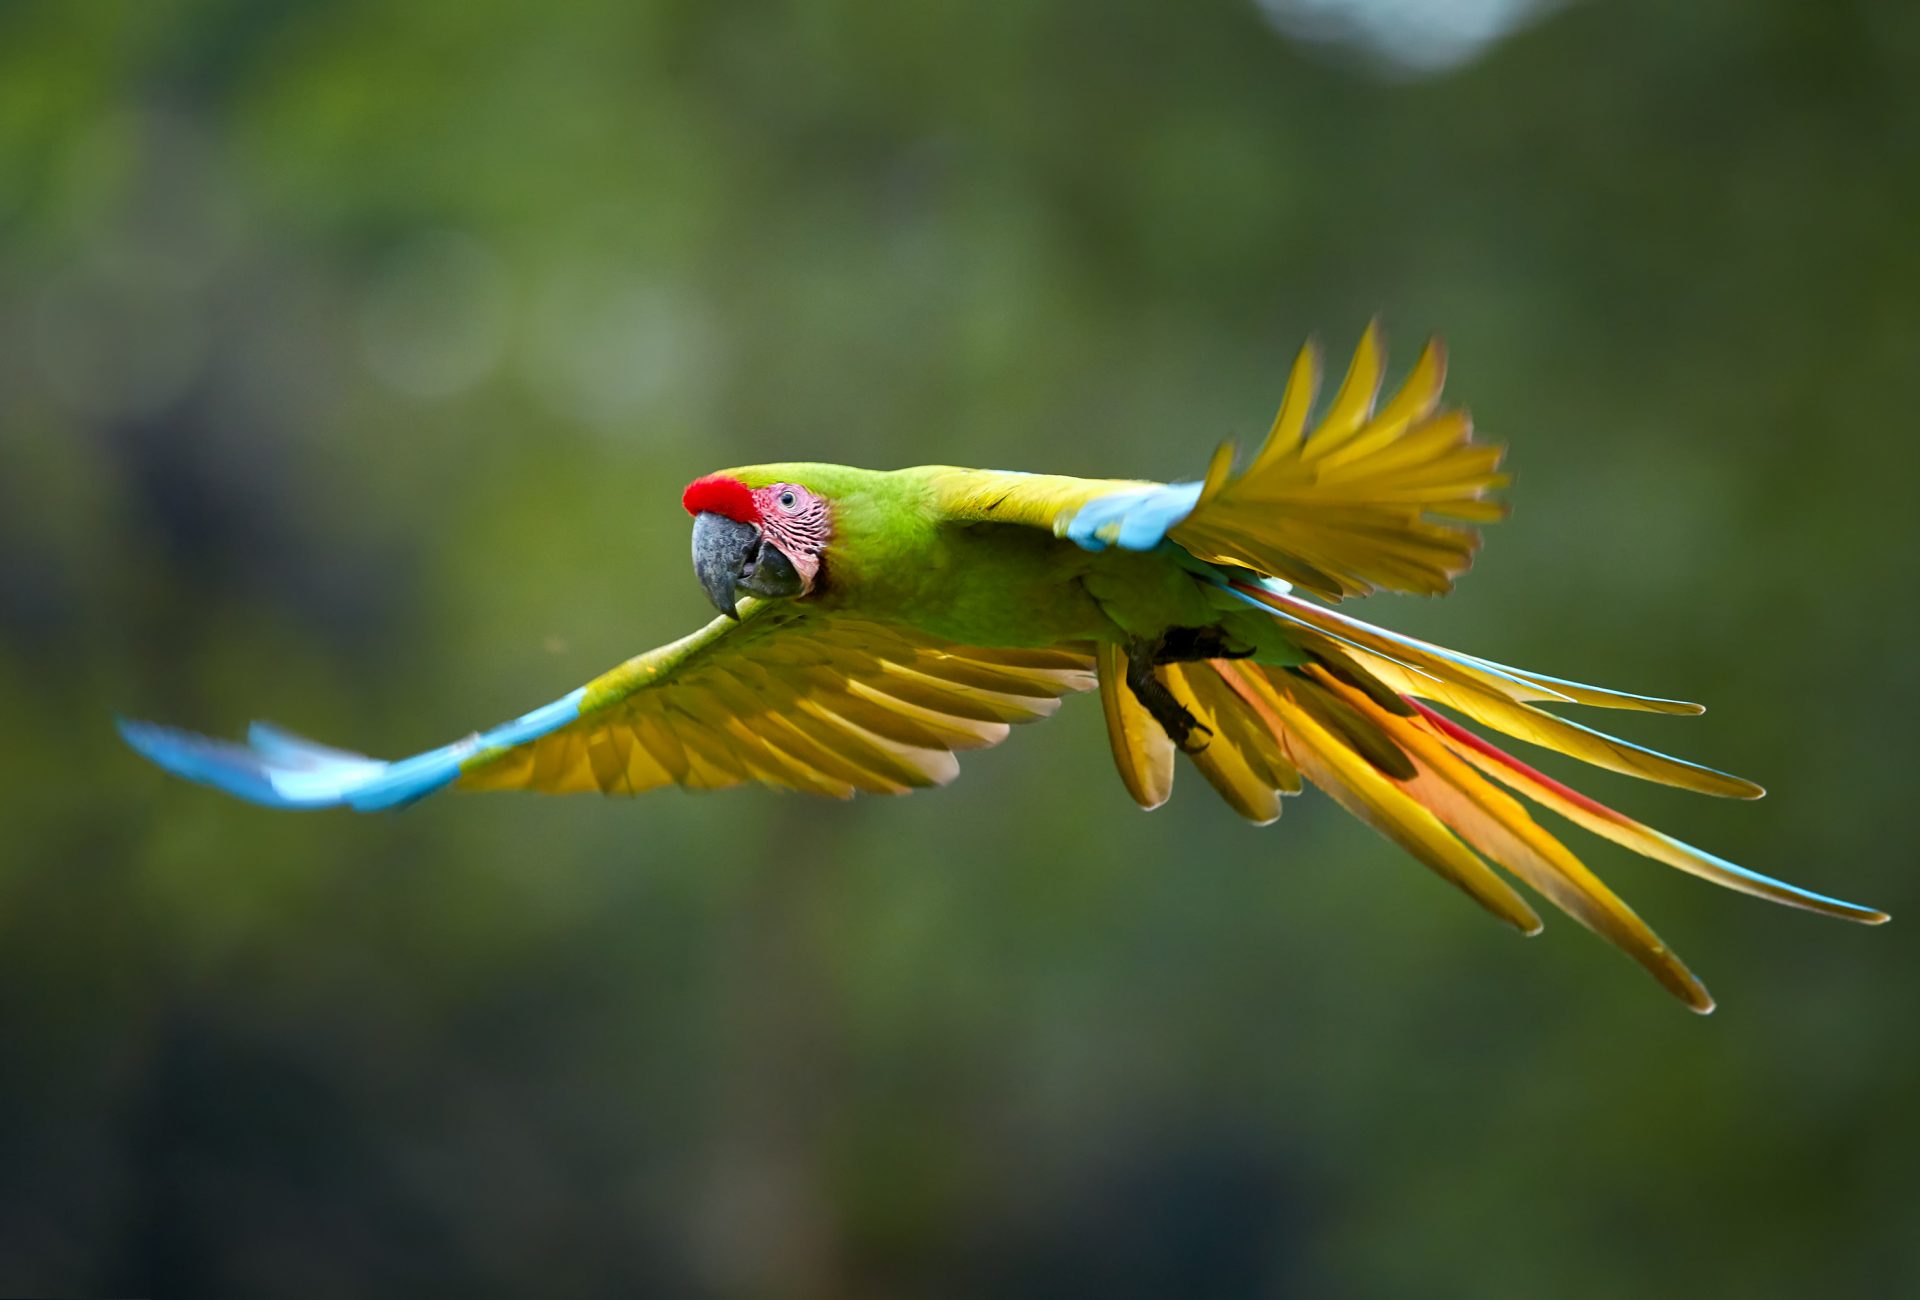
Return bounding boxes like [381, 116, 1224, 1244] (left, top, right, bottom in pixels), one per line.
[682, 473, 832, 618]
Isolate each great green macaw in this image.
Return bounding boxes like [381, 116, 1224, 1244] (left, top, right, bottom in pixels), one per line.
[120, 326, 1884, 1010]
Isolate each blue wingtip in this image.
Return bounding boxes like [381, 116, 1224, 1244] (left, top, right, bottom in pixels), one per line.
[117, 713, 439, 811]
[115, 687, 588, 812]
[245, 720, 377, 770]
[117, 716, 321, 808]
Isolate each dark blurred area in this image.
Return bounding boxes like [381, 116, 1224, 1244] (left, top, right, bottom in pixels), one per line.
[3, 1, 1917, 1295]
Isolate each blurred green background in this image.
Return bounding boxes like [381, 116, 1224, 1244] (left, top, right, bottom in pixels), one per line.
[3, 1, 1917, 1295]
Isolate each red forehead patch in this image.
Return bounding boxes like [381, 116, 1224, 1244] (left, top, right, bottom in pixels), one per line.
[681, 475, 759, 523]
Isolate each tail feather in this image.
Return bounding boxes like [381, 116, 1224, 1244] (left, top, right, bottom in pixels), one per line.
[1232, 579, 1709, 715]
[1098, 592, 1885, 1011]
[1500, 670, 1703, 717]
[1319, 676, 1715, 1010]
[1228, 583, 1758, 799]
[1300, 644, 1420, 717]
[1217, 662, 1545, 935]
[1282, 667, 1416, 781]
[1365, 659, 1762, 800]
[1413, 702, 1888, 926]
[1231, 581, 1576, 704]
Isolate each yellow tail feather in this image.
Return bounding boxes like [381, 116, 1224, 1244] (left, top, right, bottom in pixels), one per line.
[1322, 675, 1715, 1011]
[1216, 661, 1545, 935]
[1098, 631, 1881, 1010]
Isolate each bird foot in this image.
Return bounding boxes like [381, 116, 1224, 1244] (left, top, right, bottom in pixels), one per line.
[1150, 625, 1255, 664]
[1124, 640, 1213, 753]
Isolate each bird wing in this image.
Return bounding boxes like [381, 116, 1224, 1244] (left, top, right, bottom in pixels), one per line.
[1159, 323, 1506, 599]
[924, 324, 1507, 602]
[119, 599, 1095, 810]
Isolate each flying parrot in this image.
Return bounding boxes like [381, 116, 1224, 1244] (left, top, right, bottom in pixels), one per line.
[120, 326, 1885, 1011]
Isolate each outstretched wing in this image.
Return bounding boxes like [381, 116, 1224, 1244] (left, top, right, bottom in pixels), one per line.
[119, 600, 1095, 810]
[459, 604, 1094, 797]
[925, 324, 1507, 603]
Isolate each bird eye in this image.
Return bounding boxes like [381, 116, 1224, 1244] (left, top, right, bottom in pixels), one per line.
[779, 491, 797, 510]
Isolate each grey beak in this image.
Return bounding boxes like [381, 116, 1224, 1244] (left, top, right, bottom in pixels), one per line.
[692, 512, 762, 619]
[692, 512, 809, 619]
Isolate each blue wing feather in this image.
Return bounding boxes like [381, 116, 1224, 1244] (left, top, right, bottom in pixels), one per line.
[117, 688, 587, 811]
[1061, 482, 1203, 552]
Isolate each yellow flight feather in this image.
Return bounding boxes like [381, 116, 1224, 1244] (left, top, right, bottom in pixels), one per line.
[458, 602, 1095, 797]
[1245, 339, 1322, 476]
[1171, 327, 1508, 600]
[1095, 644, 1175, 811]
